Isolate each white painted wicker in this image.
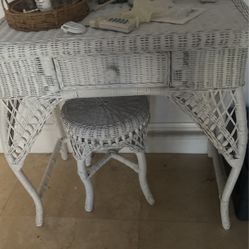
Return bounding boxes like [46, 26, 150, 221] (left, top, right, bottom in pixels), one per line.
[0, 1, 248, 97]
[61, 96, 154, 211]
[0, 57, 59, 98]
[61, 96, 149, 154]
[170, 89, 248, 165]
[171, 49, 247, 89]
[0, 0, 247, 230]
[0, 97, 61, 165]
[170, 88, 248, 230]
[53, 53, 171, 89]
[0, 97, 66, 227]
[232, 0, 249, 20]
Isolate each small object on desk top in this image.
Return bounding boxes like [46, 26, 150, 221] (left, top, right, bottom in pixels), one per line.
[89, 16, 137, 33]
[121, 0, 174, 23]
[121, 0, 205, 25]
[61, 21, 87, 34]
[151, 6, 205, 25]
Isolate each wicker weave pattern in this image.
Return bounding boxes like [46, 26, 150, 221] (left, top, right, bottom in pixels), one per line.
[0, 1, 247, 96]
[2, 0, 89, 31]
[169, 87, 248, 230]
[0, 47, 247, 98]
[67, 125, 146, 161]
[61, 96, 149, 160]
[0, 29, 248, 61]
[232, 0, 249, 20]
[0, 97, 61, 165]
[170, 89, 247, 163]
[0, 56, 59, 98]
[0, 0, 248, 52]
[61, 96, 154, 213]
[0, 0, 247, 230]
[171, 48, 247, 89]
[54, 53, 170, 89]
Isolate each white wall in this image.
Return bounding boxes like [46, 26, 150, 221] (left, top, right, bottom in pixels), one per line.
[0, 6, 248, 154]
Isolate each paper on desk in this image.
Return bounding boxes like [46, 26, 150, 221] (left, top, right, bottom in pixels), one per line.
[121, 0, 174, 23]
[151, 6, 205, 25]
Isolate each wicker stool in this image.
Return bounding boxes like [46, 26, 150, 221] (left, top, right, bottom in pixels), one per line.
[61, 96, 155, 212]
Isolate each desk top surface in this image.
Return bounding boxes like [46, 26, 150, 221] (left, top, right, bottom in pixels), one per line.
[0, 0, 248, 58]
[0, 0, 248, 42]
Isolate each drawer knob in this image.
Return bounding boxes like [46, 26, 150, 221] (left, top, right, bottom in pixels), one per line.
[104, 66, 119, 82]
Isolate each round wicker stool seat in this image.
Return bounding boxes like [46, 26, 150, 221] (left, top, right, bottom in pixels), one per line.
[61, 96, 154, 212]
[62, 96, 150, 160]
[61, 96, 150, 140]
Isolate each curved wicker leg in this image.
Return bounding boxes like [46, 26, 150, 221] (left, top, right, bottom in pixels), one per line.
[219, 88, 248, 230]
[11, 166, 43, 227]
[0, 97, 61, 226]
[136, 152, 155, 205]
[76, 159, 94, 212]
[54, 106, 68, 161]
[220, 165, 244, 230]
[170, 88, 248, 230]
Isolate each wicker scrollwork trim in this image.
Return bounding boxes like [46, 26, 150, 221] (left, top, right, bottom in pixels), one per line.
[68, 126, 147, 161]
[0, 97, 61, 166]
[61, 96, 150, 160]
[232, 0, 249, 21]
[170, 88, 248, 164]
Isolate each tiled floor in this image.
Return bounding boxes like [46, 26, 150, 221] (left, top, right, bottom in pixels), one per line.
[0, 153, 248, 249]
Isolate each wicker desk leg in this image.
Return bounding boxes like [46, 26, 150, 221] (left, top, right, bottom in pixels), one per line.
[11, 165, 43, 226]
[219, 89, 247, 230]
[0, 97, 61, 226]
[169, 88, 248, 230]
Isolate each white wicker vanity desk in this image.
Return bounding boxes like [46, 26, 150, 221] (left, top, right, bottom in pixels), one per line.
[0, 0, 248, 230]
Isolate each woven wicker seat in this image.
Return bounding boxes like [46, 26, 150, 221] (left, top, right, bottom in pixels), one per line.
[61, 96, 149, 140]
[61, 96, 155, 212]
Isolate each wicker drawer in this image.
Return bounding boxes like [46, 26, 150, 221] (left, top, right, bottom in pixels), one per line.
[0, 57, 59, 98]
[53, 53, 170, 89]
[171, 49, 247, 90]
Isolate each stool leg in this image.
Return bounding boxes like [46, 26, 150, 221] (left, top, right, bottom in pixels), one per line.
[76, 159, 94, 212]
[220, 163, 244, 230]
[136, 152, 155, 205]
